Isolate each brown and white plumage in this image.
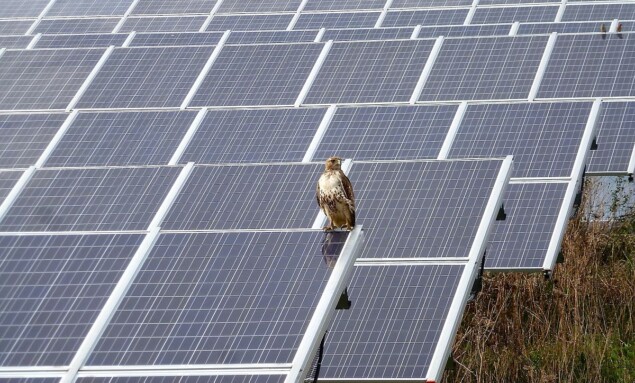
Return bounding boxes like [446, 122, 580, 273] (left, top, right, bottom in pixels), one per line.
[316, 157, 355, 231]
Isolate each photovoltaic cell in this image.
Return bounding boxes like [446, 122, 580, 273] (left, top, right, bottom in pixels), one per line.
[0, 171, 22, 203]
[162, 164, 321, 230]
[487, 182, 567, 270]
[34, 19, 119, 34]
[587, 102, 635, 174]
[562, 3, 635, 22]
[304, 39, 435, 104]
[217, 0, 301, 13]
[0, 20, 36, 35]
[304, 0, 386, 11]
[76, 376, 285, 383]
[190, 43, 323, 107]
[381, 9, 469, 28]
[0, 379, 60, 383]
[480, 0, 559, 4]
[88, 231, 345, 366]
[538, 34, 635, 99]
[34, 34, 129, 48]
[471, 5, 559, 24]
[131, 0, 218, 15]
[321, 264, 465, 379]
[0, 48, 105, 111]
[179, 108, 325, 164]
[0, 113, 68, 168]
[77, 46, 213, 109]
[129, 32, 223, 47]
[349, 160, 503, 259]
[0, 167, 181, 232]
[314, 104, 457, 160]
[0, 234, 144, 366]
[0, 1, 47, 18]
[45, 0, 133, 17]
[517, 22, 603, 35]
[226, 30, 318, 45]
[420, 35, 547, 101]
[205, 14, 294, 32]
[119, 16, 207, 33]
[46, 111, 197, 167]
[321, 27, 414, 42]
[391, 0, 472, 7]
[449, 102, 591, 178]
[416, 24, 512, 39]
[293, 12, 381, 30]
[0, 36, 33, 49]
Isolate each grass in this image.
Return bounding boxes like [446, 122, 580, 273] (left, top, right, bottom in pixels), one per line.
[443, 178, 635, 383]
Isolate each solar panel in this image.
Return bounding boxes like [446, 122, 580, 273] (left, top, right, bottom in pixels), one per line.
[161, 163, 320, 230]
[0, 171, 23, 202]
[0, 234, 144, 366]
[587, 102, 635, 174]
[0, 167, 181, 232]
[538, 34, 635, 99]
[179, 108, 326, 164]
[391, 0, 472, 7]
[381, 9, 469, 28]
[304, 0, 386, 12]
[471, 5, 559, 24]
[34, 18, 119, 34]
[45, 0, 134, 17]
[0, 20, 36, 35]
[304, 39, 435, 104]
[320, 27, 413, 42]
[87, 231, 347, 366]
[0, 36, 33, 49]
[486, 181, 568, 270]
[216, 0, 301, 13]
[129, 32, 223, 47]
[0, 378, 61, 383]
[481, 0, 560, 4]
[416, 24, 512, 39]
[0, 0, 49, 18]
[0, 48, 105, 111]
[226, 30, 318, 44]
[130, 0, 218, 15]
[119, 16, 208, 33]
[293, 12, 381, 30]
[205, 14, 294, 32]
[313, 104, 457, 160]
[76, 376, 286, 383]
[34, 33, 129, 49]
[0, 113, 68, 168]
[562, 3, 635, 22]
[45, 111, 197, 167]
[517, 21, 603, 35]
[419, 35, 547, 101]
[449, 102, 591, 178]
[190, 43, 323, 107]
[77, 46, 213, 109]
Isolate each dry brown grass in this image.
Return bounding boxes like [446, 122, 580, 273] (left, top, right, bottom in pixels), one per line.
[444, 178, 635, 383]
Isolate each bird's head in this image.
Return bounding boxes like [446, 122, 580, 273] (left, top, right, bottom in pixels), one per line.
[325, 157, 342, 171]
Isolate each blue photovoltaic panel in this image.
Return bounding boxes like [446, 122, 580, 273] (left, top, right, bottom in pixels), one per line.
[190, 43, 323, 107]
[226, 30, 318, 44]
[538, 34, 635, 99]
[349, 160, 503, 259]
[34, 33, 129, 48]
[76, 376, 285, 383]
[480, 0, 559, 4]
[517, 22, 603, 35]
[587, 102, 635, 174]
[34, 18, 119, 34]
[131, 0, 218, 15]
[314, 104, 457, 160]
[321, 27, 414, 42]
[206, 14, 294, 32]
[0, 167, 181, 232]
[0, 234, 144, 366]
[420, 35, 547, 101]
[304, 0, 386, 11]
[293, 12, 381, 30]
[304, 39, 435, 104]
[416, 24, 512, 39]
[162, 164, 320, 230]
[179, 108, 325, 164]
[0, 113, 68, 168]
[449, 102, 591, 178]
[471, 5, 559, 24]
[46, 111, 196, 167]
[321, 264, 465, 379]
[217, 0, 300, 13]
[0, 20, 36, 35]
[0, 48, 105, 111]
[0, 36, 33, 49]
[0, 171, 22, 202]
[392, 0, 472, 7]
[46, 0, 133, 17]
[0, 379, 61, 383]
[562, 3, 635, 22]
[0, 0, 49, 18]
[129, 32, 223, 47]
[487, 182, 567, 270]
[381, 9, 469, 28]
[88, 231, 344, 366]
[119, 16, 207, 33]
[77, 46, 213, 109]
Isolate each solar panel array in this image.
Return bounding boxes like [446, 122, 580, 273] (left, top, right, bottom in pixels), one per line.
[1, 0, 634, 383]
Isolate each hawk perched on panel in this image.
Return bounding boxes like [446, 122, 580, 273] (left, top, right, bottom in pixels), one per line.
[316, 157, 355, 231]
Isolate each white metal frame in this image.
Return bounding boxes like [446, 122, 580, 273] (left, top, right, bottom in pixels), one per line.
[294, 40, 332, 107]
[302, 105, 337, 163]
[66, 46, 115, 112]
[528, 32, 557, 101]
[409, 35, 444, 104]
[437, 101, 467, 160]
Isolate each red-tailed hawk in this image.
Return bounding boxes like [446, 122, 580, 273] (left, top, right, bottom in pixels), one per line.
[316, 157, 355, 231]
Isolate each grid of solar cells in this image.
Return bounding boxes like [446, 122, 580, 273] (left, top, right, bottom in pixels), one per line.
[0, 167, 180, 232]
[77, 46, 213, 109]
[320, 264, 464, 379]
[76, 376, 285, 383]
[0, 379, 61, 383]
[162, 164, 320, 230]
[46, 0, 133, 17]
[190, 43, 323, 107]
[293, 12, 381, 30]
[416, 24, 512, 39]
[487, 182, 567, 269]
[205, 14, 294, 32]
[314, 104, 457, 160]
[0, 0, 49, 18]
[321, 27, 413, 42]
[562, 3, 635, 22]
[129, 32, 222, 47]
[0, 234, 144, 366]
[471, 5, 559, 24]
[304, 0, 387, 11]
[217, 0, 301, 13]
[119, 16, 207, 33]
[538, 34, 635, 99]
[420, 35, 547, 101]
[0, 48, 105, 111]
[0, 171, 22, 203]
[0, 20, 36, 35]
[392, 0, 472, 6]
[517, 22, 603, 35]
[0, 36, 33, 49]
[304, 39, 434, 104]
[46, 111, 196, 167]
[34, 34, 129, 49]
[481, 0, 559, 4]
[449, 102, 590, 178]
[226, 30, 318, 44]
[88, 231, 344, 366]
[179, 108, 325, 164]
[587, 102, 635, 174]
[0, 113, 68, 169]
[131, 0, 218, 15]
[34, 18, 119, 34]
[381, 9, 470, 28]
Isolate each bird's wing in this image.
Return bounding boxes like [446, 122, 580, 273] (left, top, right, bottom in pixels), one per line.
[316, 178, 322, 207]
[339, 170, 355, 207]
